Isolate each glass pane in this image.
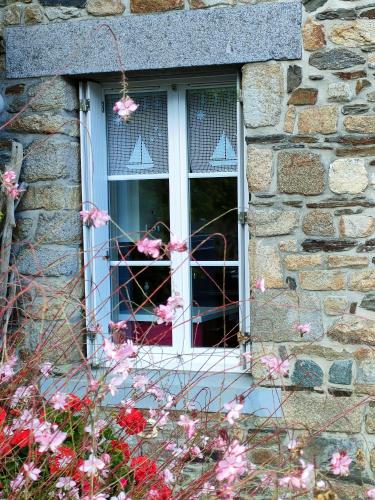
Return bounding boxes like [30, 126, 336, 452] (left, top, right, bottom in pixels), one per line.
[106, 92, 168, 175]
[190, 178, 238, 261]
[191, 267, 239, 348]
[187, 87, 237, 173]
[109, 179, 170, 261]
[113, 266, 172, 346]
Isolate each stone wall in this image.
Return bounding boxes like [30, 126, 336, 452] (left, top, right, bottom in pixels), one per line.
[0, 0, 375, 493]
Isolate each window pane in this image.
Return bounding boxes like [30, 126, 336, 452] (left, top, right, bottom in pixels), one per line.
[109, 179, 170, 261]
[113, 266, 172, 346]
[106, 92, 168, 175]
[190, 178, 238, 261]
[187, 87, 237, 173]
[191, 267, 239, 348]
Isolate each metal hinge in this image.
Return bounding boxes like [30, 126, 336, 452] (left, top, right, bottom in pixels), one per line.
[238, 211, 248, 224]
[79, 98, 90, 112]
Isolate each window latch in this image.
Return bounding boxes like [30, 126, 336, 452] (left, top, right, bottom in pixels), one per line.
[238, 211, 248, 225]
[79, 98, 90, 112]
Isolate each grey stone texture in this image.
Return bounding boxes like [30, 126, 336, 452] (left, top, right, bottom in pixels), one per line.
[5, 2, 302, 78]
[16, 245, 81, 277]
[278, 151, 325, 195]
[309, 48, 366, 70]
[329, 360, 353, 385]
[291, 359, 324, 387]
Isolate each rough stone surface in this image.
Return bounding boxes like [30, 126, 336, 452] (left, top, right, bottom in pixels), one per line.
[309, 48, 365, 70]
[284, 105, 296, 133]
[16, 245, 80, 277]
[39, 0, 85, 5]
[316, 8, 357, 21]
[324, 296, 349, 315]
[247, 148, 272, 192]
[302, 17, 326, 51]
[287, 65, 302, 93]
[329, 360, 352, 385]
[330, 20, 375, 47]
[7, 113, 79, 136]
[250, 290, 322, 343]
[291, 359, 323, 387]
[339, 215, 375, 238]
[302, 0, 327, 13]
[45, 7, 84, 21]
[361, 294, 375, 312]
[27, 78, 78, 111]
[249, 208, 299, 237]
[35, 211, 81, 244]
[24, 5, 44, 24]
[22, 140, 80, 183]
[366, 406, 375, 433]
[329, 158, 368, 194]
[20, 185, 81, 211]
[131, 0, 183, 13]
[302, 210, 335, 236]
[5, 3, 303, 78]
[242, 62, 283, 128]
[356, 351, 375, 384]
[349, 270, 375, 292]
[279, 240, 298, 252]
[327, 82, 353, 102]
[328, 255, 369, 268]
[344, 115, 375, 133]
[86, 0, 125, 15]
[278, 151, 325, 195]
[328, 315, 375, 345]
[298, 105, 338, 134]
[299, 270, 345, 290]
[4, 4, 22, 25]
[284, 254, 322, 271]
[249, 241, 284, 289]
[342, 104, 369, 115]
[288, 88, 318, 105]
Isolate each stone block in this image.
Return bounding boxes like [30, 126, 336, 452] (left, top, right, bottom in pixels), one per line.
[316, 8, 357, 21]
[330, 20, 375, 47]
[284, 254, 322, 271]
[24, 5, 44, 24]
[249, 208, 299, 237]
[287, 88, 318, 106]
[300, 270, 345, 290]
[131, 0, 182, 13]
[22, 140, 80, 183]
[45, 7, 84, 20]
[329, 360, 352, 385]
[309, 48, 365, 70]
[249, 240, 284, 289]
[339, 215, 375, 238]
[14, 214, 38, 242]
[329, 158, 368, 194]
[342, 104, 369, 115]
[247, 148, 273, 193]
[20, 185, 81, 211]
[35, 211, 81, 244]
[327, 82, 353, 102]
[283, 106, 296, 133]
[287, 65, 302, 93]
[302, 17, 325, 51]
[7, 112, 79, 136]
[278, 151, 325, 195]
[279, 240, 298, 252]
[344, 115, 375, 133]
[328, 315, 375, 345]
[39, 0, 85, 5]
[349, 270, 375, 292]
[298, 105, 338, 134]
[4, 4, 22, 25]
[291, 344, 351, 360]
[324, 296, 349, 315]
[28, 78, 78, 111]
[355, 79, 371, 95]
[291, 359, 323, 387]
[302, 210, 335, 236]
[282, 392, 363, 432]
[250, 290, 323, 343]
[361, 294, 375, 312]
[302, 0, 327, 13]
[242, 62, 283, 128]
[328, 255, 369, 268]
[365, 405, 375, 433]
[86, 0, 125, 15]
[16, 245, 81, 277]
[355, 350, 375, 384]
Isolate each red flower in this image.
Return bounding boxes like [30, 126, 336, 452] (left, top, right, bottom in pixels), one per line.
[50, 446, 77, 475]
[64, 394, 84, 413]
[147, 483, 172, 500]
[117, 408, 147, 435]
[10, 429, 33, 448]
[130, 456, 157, 483]
[0, 407, 6, 427]
[82, 477, 100, 494]
[0, 432, 11, 458]
[111, 440, 131, 461]
[72, 459, 85, 482]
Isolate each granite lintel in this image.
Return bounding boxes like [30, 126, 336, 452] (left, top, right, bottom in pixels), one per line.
[5, 2, 302, 79]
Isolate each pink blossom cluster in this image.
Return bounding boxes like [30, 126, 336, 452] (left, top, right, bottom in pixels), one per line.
[103, 338, 138, 395]
[80, 207, 110, 228]
[137, 237, 187, 259]
[1, 170, 24, 199]
[330, 450, 352, 476]
[216, 440, 249, 484]
[154, 294, 183, 324]
[113, 96, 139, 122]
[279, 460, 314, 491]
[260, 355, 290, 379]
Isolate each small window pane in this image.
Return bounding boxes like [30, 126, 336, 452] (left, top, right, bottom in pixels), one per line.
[187, 87, 237, 173]
[106, 92, 168, 175]
[109, 179, 170, 261]
[191, 267, 239, 348]
[190, 178, 238, 261]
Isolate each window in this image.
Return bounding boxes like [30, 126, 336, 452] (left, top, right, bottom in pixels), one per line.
[80, 74, 250, 373]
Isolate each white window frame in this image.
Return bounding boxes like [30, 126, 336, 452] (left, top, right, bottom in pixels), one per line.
[79, 74, 250, 373]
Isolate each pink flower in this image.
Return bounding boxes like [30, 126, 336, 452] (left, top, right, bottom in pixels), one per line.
[295, 323, 311, 336]
[154, 304, 175, 324]
[254, 277, 265, 293]
[279, 460, 314, 491]
[35, 424, 67, 453]
[330, 450, 352, 476]
[79, 454, 106, 476]
[113, 96, 138, 121]
[224, 401, 243, 425]
[133, 375, 149, 392]
[178, 415, 198, 439]
[1, 170, 24, 199]
[51, 392, 68, 410]
[10, 473, 25, 492]
[109, 320, 128, 333]
[260, 355, 289, 379]
[167, 293, 183, 310]
[2, 170, 16, 183]
[167, 238, 187, 253]
[11, 385, 34, 407]
[80, 208, 110, 228]
[40, 362, 53, 377]
[216, 440, 248, 484]
[366, 488, 375, 498]
[103, 338, 137, 362]
[22, 462, 41, 481]
[137, 237, 162, 259]
[0, 354, 17, 383]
